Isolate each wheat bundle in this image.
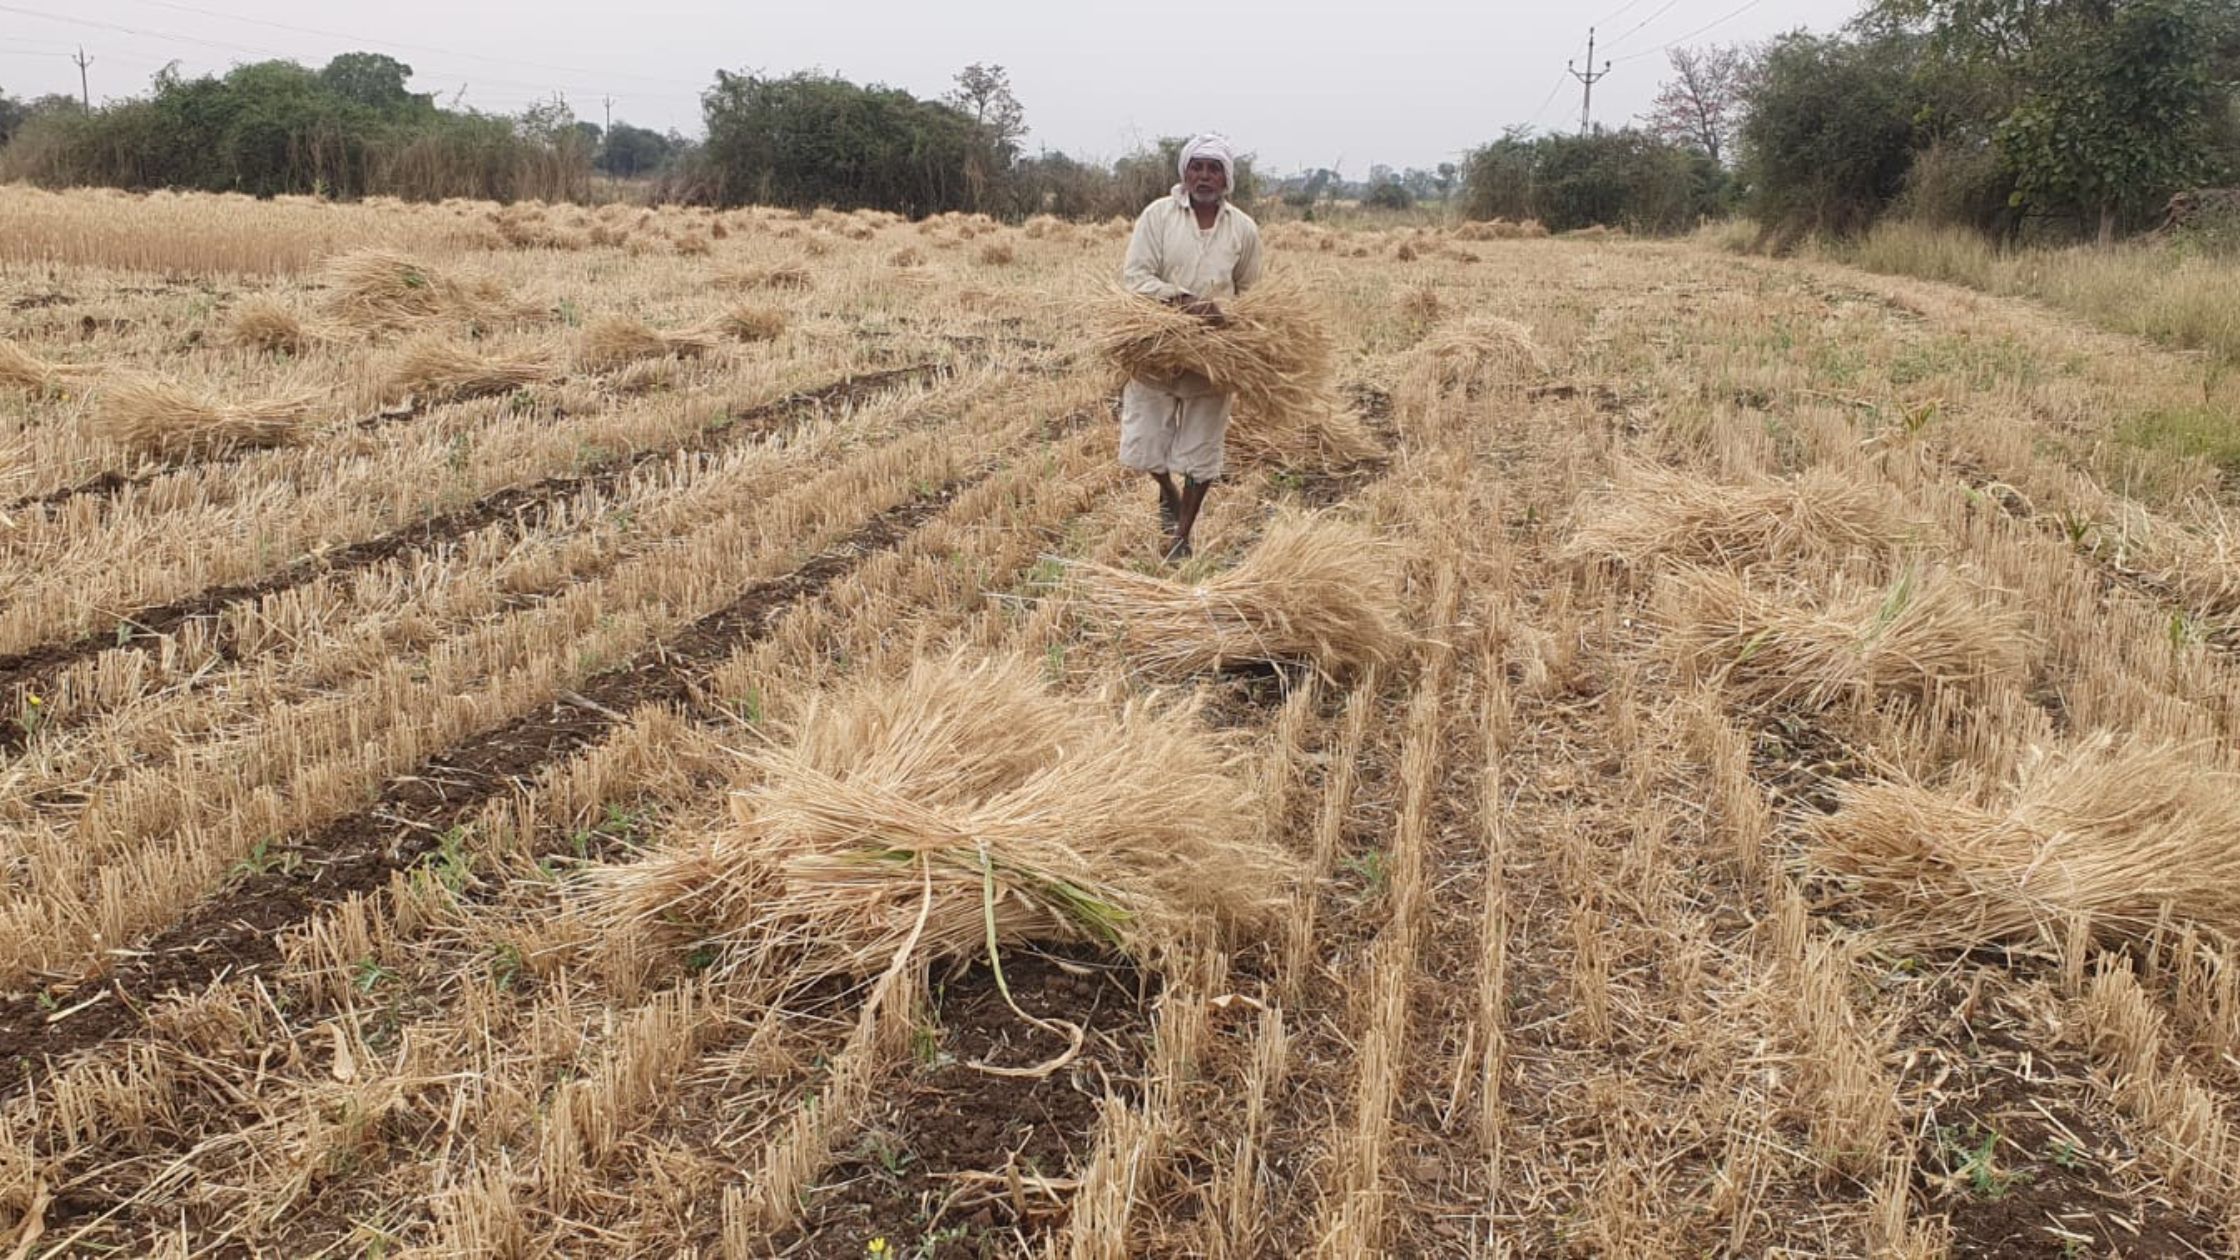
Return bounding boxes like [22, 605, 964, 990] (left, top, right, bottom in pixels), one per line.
[577, 314, 719, 371]
[705, 305, 787, 343]
[222, 296, 322, 354]
[1414, 315, 1549, 389]
[1228, 390, 1386, 474]
[1667, 566, 2036, 710]
[1091, 275, 1335, 423]
[977, 240, 1017, 266]
[581, 655, 1287, 990]
[1560, 462, 1912, 570]
[1068, 513, 1407, 680]
[318, 249, 511, 330]
[0, 341, 99, 393]
[384, 336, 556, 402]
[88, 375, 314, 457]
[1810, 736, 2240, 948]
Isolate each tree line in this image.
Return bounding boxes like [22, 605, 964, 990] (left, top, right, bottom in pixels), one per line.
[1468, 0, 2240, 243]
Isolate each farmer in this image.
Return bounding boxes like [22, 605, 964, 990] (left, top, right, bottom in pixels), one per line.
[1121, 132, 1264, 561]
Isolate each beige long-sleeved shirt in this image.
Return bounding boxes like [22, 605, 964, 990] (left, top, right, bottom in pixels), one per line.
[1123, 185, 1265, 304]
[1121, 186, 1265, 397]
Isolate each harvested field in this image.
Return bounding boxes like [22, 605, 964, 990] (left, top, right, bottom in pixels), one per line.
[5, 184, 2240, 1259]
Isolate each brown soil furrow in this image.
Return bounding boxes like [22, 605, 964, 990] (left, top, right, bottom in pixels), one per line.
[0, 466, 973, 1092]
[0, 363, 946, 750]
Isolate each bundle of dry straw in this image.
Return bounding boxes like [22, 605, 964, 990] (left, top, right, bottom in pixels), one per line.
[0, 341, 99, 393]
[1091, 275, 1381, 472]
[1561, 462, 1913, 571]
[1810, 736, 2240, 949]
[384, 336, 556, 402]
[1666, 566, 2036, 710]
[581, 655, 1288, 990]
[1092, 273, 1334, 419]
[87, 375, 315, 457]
[1068, 512, 1407, 681]
[1413, 315, 1549, 390]
[576, 314, 719, 371]
[222, 296, 327, 355]
[318, 248, 513, 330]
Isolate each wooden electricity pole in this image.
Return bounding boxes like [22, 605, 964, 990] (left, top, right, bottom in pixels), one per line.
[1567, 28, 1611, 135]
[72, 46, 94, 110]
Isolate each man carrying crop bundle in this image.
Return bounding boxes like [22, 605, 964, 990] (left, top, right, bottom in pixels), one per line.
[1121, 132, 1264, 561]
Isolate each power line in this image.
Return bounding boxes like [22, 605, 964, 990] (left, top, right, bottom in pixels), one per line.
[1593, 0, 1654, 25]
[1613, 0, 1772, 62]
[1523, 68, 1573, 130]
[109, 0, 687, 91]
[1605, 0, 1687, 49]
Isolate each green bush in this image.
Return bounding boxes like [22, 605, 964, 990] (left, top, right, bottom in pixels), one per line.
[1461, 128, 1725, 233]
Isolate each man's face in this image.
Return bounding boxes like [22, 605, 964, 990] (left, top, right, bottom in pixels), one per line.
[1184, 156, 1227, 204]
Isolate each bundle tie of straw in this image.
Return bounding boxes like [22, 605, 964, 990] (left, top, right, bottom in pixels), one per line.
[968, 842, 1085, 1080]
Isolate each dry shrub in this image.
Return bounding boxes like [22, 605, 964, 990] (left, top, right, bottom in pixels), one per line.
[319, 249, 510, 330]
[1560, 462, 1912, 570]
[1069, 512, 1406, 680]
[1093, 273, 1334, 421]
[579, 655, 1289, 989]
[385, 335, 555, 402]
[1414, 315, 1549, 389]
[1810, 736, 2240, 948]
[577, 314, 719, 371]
[977, 240, 1017, 266]
[705, 305, 787, 343]
[0, 340, 98, 393]
[719, 264, 813, 291]
[1666, 566, 2036, 710]
[88, 375, 313, 457]
[222, 296, 321, 354]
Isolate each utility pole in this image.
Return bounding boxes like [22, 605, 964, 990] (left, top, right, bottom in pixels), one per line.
[602, 95, 613, 135]
[1567, 27, 1611, 135]
[72, 46, 94, 110]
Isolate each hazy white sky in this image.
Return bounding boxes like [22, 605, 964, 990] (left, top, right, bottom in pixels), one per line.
[4, 0, 1863, 172]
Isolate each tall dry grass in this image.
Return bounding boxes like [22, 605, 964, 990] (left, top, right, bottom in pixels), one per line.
[1846, 221, 2240, 365]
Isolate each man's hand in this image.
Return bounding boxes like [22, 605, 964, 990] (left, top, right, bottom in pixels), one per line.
[1173, 293, 1227, 322]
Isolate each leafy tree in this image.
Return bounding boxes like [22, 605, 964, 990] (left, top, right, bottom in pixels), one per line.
[0, 88, 24, 146]
[944, 62, 1026, 156]
[597, 120, 674, 177]
[699, 70, 992, 214]
[1364, 179, 1414, 210]
[1645, 43, 1752, 165]
[1463, 127, 1725, 231]
[1739, 31, 1921, 236]
[318, 52, 419, 115]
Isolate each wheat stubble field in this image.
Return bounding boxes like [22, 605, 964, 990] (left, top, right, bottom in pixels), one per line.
[5, 185, 2240, 1258]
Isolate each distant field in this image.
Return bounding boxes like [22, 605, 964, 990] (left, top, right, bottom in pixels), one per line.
[4, 186, 2240, 1257]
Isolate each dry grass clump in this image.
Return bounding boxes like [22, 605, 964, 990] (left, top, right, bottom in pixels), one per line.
[1810, 736, 2240, 949]
[888, 246, 926, 268]
[0, 340, 100, 393]
[705, 304, 787, 343]
[576, 314, 719, 371]
[1394, 240, 1419, 262]
[588, 223, 630, 247]
[87, 374, 314, 457]
[1023, 214, 1065, 240]
[1666, 566, 2036, 710]
[719, 263, 813, 291]
[1399, 284, 1442, 326]
[1093, 273, 1335, 422]
[384, 335, 556, 402]
[1414, 315, 1550, 389]
[1069, 512, 1406, 680]
[318, 248, 511, 330]
[580, 655, 1288, 989]
[222, 296, 323, 354]
[1560, 462, 1913, 570]
[1229, 394, 1386, 473]
[977, 240, 1017, 266]
[674, 231, 712, 256]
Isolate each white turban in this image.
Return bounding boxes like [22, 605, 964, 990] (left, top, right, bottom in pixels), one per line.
[1177, 133, 1236, 193]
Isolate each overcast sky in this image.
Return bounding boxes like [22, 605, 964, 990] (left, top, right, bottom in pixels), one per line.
[5, 0, 1864, 173]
